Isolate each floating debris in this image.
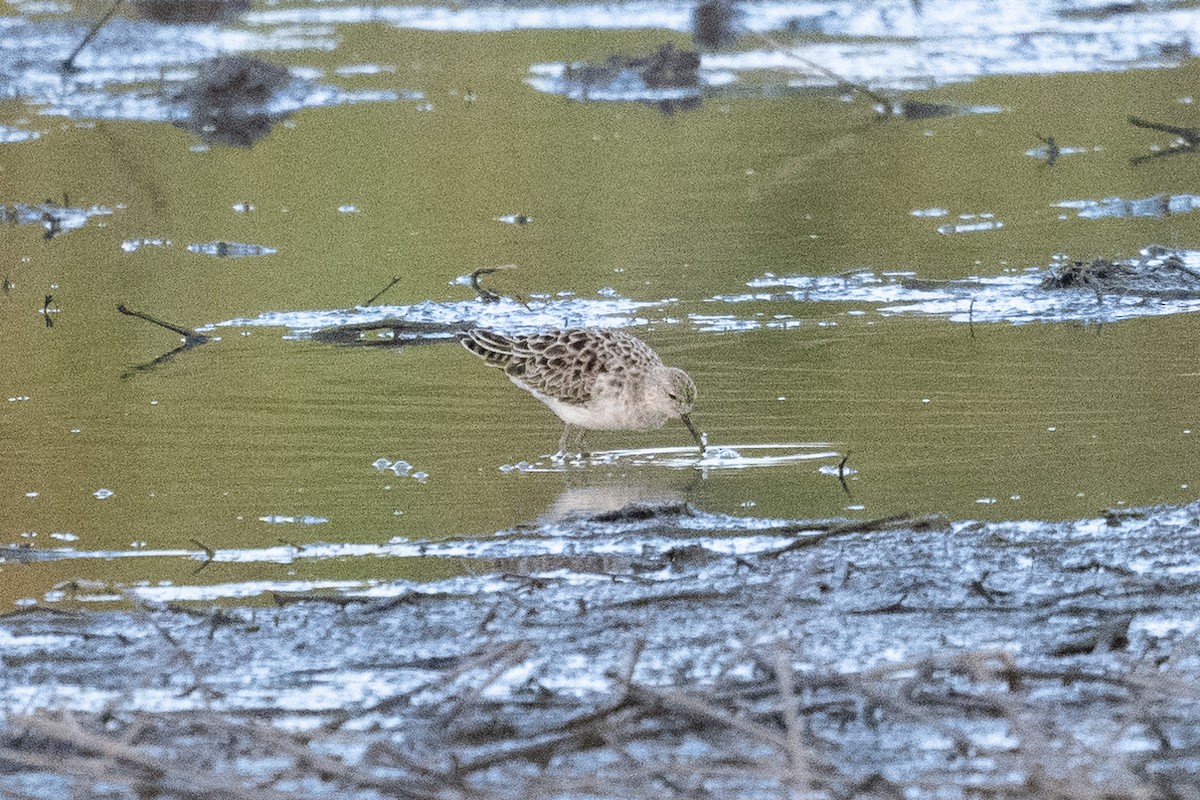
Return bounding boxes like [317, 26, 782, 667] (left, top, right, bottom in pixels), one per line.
[311, 319, 469, 347]
[0, 201, 112, 238]
[532, 43, 703, 107]
[259, 515, 327, 525]
[713, 247, 1200, 326]
[0, 124, 41, 144]
[131, 0, 251, 23]
[371, 458, 429, 482]
[215, 292, 670, 342]
[888, 98, 955, 120]
[173, 56, 297, 147]
[495, 213, 533, 225]
[121, 238, 172, 252]
[936, 212, 1004, 235]
[1055, 192, 1200, 219]
[1039, 249, 1200, 299]
[187, 240, 277, 257]
[692, 0, 740, 49]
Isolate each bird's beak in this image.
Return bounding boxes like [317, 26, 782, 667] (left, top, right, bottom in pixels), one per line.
[681, 413, 705, 456]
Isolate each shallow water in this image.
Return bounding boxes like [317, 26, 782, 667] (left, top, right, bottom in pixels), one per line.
[1, 0, 1199, 607]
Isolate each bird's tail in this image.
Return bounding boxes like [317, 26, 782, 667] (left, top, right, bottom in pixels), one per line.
[458, 328, 520, 368]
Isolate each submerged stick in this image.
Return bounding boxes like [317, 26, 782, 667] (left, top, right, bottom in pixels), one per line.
[61, 0, 126, 72]
[1129, 115, 1200, 144]
[756, 31, 892, 109]
[1129, 115, 1200, 164]
[116, 304, 210, 377]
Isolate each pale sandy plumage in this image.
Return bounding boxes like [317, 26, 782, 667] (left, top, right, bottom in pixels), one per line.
[460, 327, 705, 456]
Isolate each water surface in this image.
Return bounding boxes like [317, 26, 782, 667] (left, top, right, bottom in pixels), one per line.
[1, 0, 1198, 607]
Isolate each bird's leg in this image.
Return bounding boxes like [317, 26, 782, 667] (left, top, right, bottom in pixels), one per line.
[555, 425, 591, 461]
[555, 424, 574, 461]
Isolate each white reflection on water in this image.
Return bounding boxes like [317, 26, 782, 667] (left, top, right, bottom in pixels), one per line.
[503, 442, 841, 472]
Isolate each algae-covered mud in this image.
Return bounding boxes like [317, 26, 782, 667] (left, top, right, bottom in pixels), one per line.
[1, 0, 1200, 793]
[4, 501, 1200, 797]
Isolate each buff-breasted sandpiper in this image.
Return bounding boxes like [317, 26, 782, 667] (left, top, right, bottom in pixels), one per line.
[460, 327, 705, 456]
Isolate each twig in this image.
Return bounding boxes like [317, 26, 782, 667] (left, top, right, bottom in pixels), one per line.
[1129, 115, 1200, 164]
[4, 713, 284, 800]
[363, 275, 401, 306]
[762, 513, 940, 558]
[756, 32, 891, 108]
[438, 640, 534, 725]
[610, 589, 727, 608]
[612, 673, 790, 751]
[469, 267, 505, 303]
[203, 714, 449, 800]
[1035, 132, 1060, 167]
[116, 304, 208, 345]
[189, 538, 216, 575]
[61, 0, 126, 73]
[772, 644, 812, 793]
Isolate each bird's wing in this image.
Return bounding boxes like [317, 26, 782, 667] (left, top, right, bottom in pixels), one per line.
[463, 329, 662, 406]
[506, 331, 596, 404]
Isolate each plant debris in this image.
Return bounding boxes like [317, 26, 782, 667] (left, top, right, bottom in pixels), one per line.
[173, 56, 296, 147]
[5, 501, 1200, 798]
[1039, 248, 1200, 299]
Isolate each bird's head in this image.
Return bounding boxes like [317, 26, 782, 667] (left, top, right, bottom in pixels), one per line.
[661, 367, 698, 416]
[661, 367, 705, 455]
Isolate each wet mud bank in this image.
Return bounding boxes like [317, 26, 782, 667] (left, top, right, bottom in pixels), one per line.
[4, 501, 1200, 798]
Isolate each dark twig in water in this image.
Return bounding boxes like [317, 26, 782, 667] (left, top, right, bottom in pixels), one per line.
[41, 207, 63, 241]
[837, 452, 851, 494]
[116, 304, 210, 377]
[1035, 132, 1060, 167]
[363, 275, 402, 307]
[762, 513, 947, 558]
[760, 33, 892, 109]
[469, 267, 504, 303]
[189, 538, 216, 575]
[42, 294, 56, 328]
[751, 30, 954, 120]
[465, 264, 530, 308]
[117, 304, 208, 345]
[61, 0, 126, 73]
[1129, 115, 1200, 164]
[312, 319, 471, 347]
[968, 297, 975, 339]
